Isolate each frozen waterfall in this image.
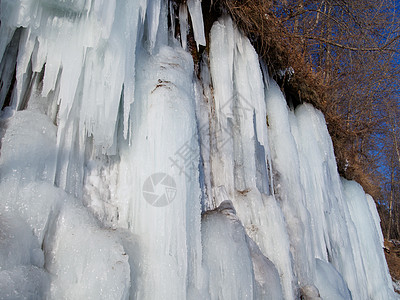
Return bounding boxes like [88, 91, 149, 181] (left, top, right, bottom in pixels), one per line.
[0, 0, 397, 299]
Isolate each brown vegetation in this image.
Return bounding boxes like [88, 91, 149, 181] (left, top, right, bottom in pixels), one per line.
[169, 0, 400, 240]
[167, 0, 400, 270]
[197, 0, 400, 239]
[209, 0, 400, 200]
[384, 240, 400, 291]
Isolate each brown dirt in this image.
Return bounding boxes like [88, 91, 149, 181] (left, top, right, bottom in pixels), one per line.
[384, 240, 400, 293]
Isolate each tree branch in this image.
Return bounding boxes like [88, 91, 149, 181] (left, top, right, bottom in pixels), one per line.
[296, 34, 400, 52]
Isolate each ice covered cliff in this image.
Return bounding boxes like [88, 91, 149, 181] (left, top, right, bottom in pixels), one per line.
[0, 0, 397, 299]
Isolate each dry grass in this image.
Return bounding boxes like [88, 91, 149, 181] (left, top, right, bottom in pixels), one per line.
[169, 0, 380, 197]
[209, 0, 380, 197]
[384, 240, 400, 293]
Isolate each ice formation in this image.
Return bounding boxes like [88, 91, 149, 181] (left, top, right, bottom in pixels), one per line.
[0, 0, 397, 299]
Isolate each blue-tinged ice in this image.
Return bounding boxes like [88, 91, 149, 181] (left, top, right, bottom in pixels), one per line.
[0, 1, 397, 299]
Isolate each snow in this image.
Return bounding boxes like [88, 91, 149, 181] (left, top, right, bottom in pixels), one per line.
[0, 2, 397, 300]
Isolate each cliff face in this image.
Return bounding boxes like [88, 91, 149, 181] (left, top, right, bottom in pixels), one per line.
[0, 1, 396, 299]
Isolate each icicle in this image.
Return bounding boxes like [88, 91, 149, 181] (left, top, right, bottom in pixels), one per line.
[0, 2, 397, 300]
[179, 4, 189, 50]
[145, 0, 162, 52]
[187, 0, 206, 48]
